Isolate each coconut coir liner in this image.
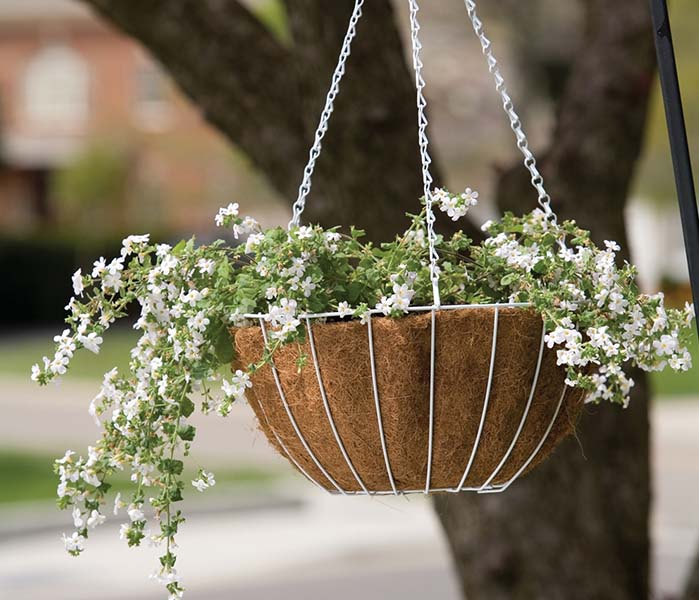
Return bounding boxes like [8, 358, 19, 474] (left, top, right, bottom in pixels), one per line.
[234, 307, 584, 492]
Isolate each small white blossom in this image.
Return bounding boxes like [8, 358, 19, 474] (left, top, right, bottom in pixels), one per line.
[72, 269, 85, 297]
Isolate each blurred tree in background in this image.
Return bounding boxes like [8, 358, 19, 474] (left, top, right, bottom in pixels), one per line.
[52, 141, 132, 233]
[72, 0, 698, 598]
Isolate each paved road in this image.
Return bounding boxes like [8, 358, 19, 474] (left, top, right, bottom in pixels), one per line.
[1, 375, 698, 599]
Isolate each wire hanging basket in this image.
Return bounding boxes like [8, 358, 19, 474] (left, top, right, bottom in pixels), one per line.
[236, 0, 585, 496]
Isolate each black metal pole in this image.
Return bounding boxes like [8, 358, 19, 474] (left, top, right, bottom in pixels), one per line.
[649, 0, 699, 332]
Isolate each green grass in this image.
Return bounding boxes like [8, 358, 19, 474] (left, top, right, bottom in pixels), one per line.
[651, 330, 699, 397]
[0, 327, 139, 380]
[0, 449, 280, 505]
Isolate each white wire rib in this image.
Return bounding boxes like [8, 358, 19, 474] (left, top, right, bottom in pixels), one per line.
[366, 313, 399, 495]
[288, 0, 365, 229]
[462, 0, 555, 222]
[477, 319, 546, 490]
[258, 319, 346, 494]
[252, 389, 325, 491]
[305, 318, 370, 494]
[243, 301, 530, 321]
[453, 305, 500, 491]
[424, 308, 437, 493]
[328, 382, 569, 496]
[479, 384, 568, 494]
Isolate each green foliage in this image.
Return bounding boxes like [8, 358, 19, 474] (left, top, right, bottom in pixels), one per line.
[52, 142, 131, 230]
[249, 0, 291, 45]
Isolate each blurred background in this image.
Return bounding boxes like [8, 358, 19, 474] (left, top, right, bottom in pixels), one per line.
[0, 0, 698, 599]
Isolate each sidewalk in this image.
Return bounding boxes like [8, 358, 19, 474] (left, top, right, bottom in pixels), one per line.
[1, 375, 698, 599]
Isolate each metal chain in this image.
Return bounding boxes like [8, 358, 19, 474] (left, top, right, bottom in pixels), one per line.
[463, 0, 556, 221]
[288, 0, 365, 229]
[407, 0, 441, 307]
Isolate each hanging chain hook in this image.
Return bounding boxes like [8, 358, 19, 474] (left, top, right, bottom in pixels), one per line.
[407, 0, 441, 308]
[462, 0, 557, 224]
[288, 0, 365, 230]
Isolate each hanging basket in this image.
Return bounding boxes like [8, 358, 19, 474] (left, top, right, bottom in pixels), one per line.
[228, 0, 589, 496]
[234, 305, 585, 495]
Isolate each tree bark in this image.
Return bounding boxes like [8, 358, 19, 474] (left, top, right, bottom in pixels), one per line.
[434, 2, 656, 599]
[77, 0, 660, 598]
[685, 549, 699, 599]
[80, 0, 468, 241]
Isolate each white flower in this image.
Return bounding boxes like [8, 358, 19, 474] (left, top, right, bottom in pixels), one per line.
[187, 311, 210, 332]
[72, 507, 85, 528]
[653, 333, 678, 356]
[434, 186, 478, 220]
[325, 231, 341, 252]
[102, 259, 124, 292]
[197, 258, 215, 275]
[375, 296, 393, 315]
[215, 202, 239, 226]
[296, 225, 314, 240]
[245, 232, 264, 253]
[119, 523, 131, 540]
[461, 187, 479, 206]
[128, 505, 145, 522]
[337, 301, 353, 318]
[31, 363, 41, 382]
[62, 532, 85, 553]
[192, 470, 216, 492]
[233, 216, 259, 239]
[91, 257, 107, 278]
[192, 478, 208, 492]
[87, 510, 106, 529]
[301, 277, 316, 298]
[79, 332, 103, 354]
[121, 234, 150, 257]
[608, 291, 628, 315]
[114, 492, 123, 515]
[669, 352, 692, 371]
[72, 269, 85, 297]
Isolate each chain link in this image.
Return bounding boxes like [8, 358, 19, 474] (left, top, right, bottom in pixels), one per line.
[462, 0, 556, 221]
[288, 0, 365, 229]
[407, 0, 441, 307]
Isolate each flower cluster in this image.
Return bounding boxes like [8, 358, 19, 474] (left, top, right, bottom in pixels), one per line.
[476, 209, 694, 405]
[32, 187, 694, 598]
[433, 187, 478, 221]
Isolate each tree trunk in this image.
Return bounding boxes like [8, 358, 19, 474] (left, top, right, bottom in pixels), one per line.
[685, 550, 699, 599]
[434, 2, 656, 598]
[77, 0, 659, 598]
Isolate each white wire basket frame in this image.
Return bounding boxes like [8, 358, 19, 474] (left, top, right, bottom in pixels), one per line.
[243, 303, 570, 496]
[241, 0, 572, 497]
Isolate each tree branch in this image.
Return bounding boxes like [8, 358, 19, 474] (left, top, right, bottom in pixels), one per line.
[79, 0, 308, 200]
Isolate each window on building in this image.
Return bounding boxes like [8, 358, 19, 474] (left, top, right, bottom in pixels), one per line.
[134, 61, 172, 131]
[23, 44, 90, 131]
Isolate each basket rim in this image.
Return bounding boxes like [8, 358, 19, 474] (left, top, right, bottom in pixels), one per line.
[242, 301, 531, 321]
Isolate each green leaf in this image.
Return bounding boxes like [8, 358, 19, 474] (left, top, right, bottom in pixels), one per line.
[500, 273, 518, 287]
[179, 397, 195, 418]
[171, 239, 187, 256]
[178, 424, 196, 442]
[214, 326, 235, 364]
[161, 459, 184, 475]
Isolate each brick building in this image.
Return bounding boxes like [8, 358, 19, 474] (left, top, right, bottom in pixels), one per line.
[0, 0, 281, 237]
